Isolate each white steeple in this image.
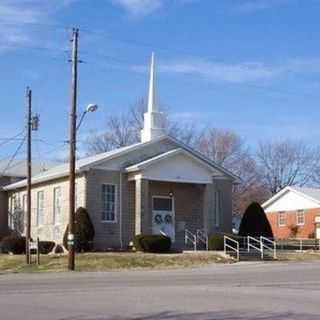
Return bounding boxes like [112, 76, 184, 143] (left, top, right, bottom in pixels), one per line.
[141, 52, 165, 142]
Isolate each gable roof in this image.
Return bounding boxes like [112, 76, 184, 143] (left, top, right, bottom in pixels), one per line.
[262, 186, 320, 210]
[3, 135, 239, 191]
[125, 148, 218, 173]
[0, 159, 57, 178]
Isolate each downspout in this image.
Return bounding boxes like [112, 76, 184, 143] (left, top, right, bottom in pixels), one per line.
[119, 171, 123, 249]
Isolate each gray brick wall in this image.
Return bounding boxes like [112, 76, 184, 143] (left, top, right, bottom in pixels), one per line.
[85, 169, 122, 250]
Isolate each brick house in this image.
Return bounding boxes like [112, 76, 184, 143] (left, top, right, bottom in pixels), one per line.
[2, 53, 238, 250]
[262, 186, 320, 239]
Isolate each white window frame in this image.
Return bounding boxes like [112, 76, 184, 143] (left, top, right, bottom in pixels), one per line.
[278, 211, 286, 227]
[37, 191, 45, 226]
[75, 182, 79, 209]
[22, 194, 27, 232]
[101, 184, 117, 223]
[296, 209, 305, 226]
[53, 187, 62, 225]
[214, 190, 221, 227]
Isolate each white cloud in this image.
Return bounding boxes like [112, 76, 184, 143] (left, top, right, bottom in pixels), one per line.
[133, 58, 320, 83]
[112, 0, 162, 16]
[0, 1, 73, 50]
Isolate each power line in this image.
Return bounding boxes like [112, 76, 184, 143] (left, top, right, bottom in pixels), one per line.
[0, 134, 27, 177]
[0, 130, 25, 147]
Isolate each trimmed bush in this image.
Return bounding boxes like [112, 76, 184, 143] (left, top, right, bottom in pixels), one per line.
[39, 241, 55, 254]
[208, 234, 224, 251]
[0, 235, 26, 254]
[239, 202, 273, 238]
[63, 207, 95, 252]
[133, 234, 171, 253]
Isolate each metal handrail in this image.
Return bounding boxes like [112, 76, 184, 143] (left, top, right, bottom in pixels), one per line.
[224, 235, 239, 261]
[247, 236, 263, 259]
[185, 229, 197, 251]
[196, 229, 208, 250]
[260, 236, 277, 259]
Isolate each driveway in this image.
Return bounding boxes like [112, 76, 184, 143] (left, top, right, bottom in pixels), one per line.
[0, 261, 319, 319]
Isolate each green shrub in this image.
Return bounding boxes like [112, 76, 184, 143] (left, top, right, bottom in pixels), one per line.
[39, 241, 55, 254]
[239, 202, 273, 238]
[63, 207, 95, 252]
[0, 235, 26, 254]
[208, 234, 224, 251]
[133, 234, 171, 253]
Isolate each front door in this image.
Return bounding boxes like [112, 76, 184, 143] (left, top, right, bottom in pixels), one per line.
[152, 196, 175, 242]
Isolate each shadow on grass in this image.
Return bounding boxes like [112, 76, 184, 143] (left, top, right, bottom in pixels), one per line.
[59, 310, 320, 320]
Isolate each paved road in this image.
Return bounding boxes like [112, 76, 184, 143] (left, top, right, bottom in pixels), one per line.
[0, 261, 320, 320]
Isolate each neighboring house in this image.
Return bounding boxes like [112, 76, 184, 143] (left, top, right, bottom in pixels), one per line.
[3, 53, 239, 250]
[0, 160, 56, 237]
[262, 186, 320, 239]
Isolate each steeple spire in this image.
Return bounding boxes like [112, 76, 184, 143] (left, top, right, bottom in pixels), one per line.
[147, 52, 157, 113]
[141, 52, 165, 142]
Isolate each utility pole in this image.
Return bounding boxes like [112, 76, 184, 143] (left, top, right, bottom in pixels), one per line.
[68, 28, 79, 271]
[26, 87, 32, 264]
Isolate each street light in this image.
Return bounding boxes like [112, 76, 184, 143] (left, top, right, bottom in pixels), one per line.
[76, 104, 98, 131]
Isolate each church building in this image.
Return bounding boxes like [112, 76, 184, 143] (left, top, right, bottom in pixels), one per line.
[3, 53, 238, 250]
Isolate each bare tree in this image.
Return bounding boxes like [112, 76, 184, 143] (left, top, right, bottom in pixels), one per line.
[196, 128, 268, 214]
[257, 140, 319, 195]
[86, 114, 139, 154]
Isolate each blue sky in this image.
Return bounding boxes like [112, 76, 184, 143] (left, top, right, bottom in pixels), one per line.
[1, 0, 320, 161]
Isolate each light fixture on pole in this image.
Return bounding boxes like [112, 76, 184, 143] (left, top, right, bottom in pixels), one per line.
[76, 104, 99, 131]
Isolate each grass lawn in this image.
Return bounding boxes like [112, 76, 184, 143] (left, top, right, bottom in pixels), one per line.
[276, 250, 320, 261]
[0, 252, 230, 273]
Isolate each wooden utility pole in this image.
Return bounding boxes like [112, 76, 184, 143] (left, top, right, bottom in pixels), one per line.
[68, 28, 79, 271]
[26, 87, 32, 264]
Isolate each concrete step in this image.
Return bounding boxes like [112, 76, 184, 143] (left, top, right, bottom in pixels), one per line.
[226, 250, 277, 262]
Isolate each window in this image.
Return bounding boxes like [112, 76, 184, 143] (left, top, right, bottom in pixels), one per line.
[75, 182, 79, 209]
[153, 197, 172, 211]
[296, 210, 305, 226]
[53, 187, 62, 224]
[278, 211, 286, 226]
[22, 195, 27, 232]
[214, 191, 221, 227]
[22, 195, 27, 214]
[101, 184, 117, 222]
[37, 191, 44, 225]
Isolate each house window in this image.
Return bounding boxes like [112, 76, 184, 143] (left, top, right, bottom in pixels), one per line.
[296, 210, 305, 226]
[22, 195, 27, 232]
[75, 182, 79, 209]
[53, 187, 62, 224]
[101, 184, 117, 222]
[278, 211, 286, 227]
[13, 195, 25, 233]
[37, 191, 44, 225]
[214, 191, 221, 227]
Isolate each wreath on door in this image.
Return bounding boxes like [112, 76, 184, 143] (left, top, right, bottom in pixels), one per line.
[164, 214, 172, 224]
[154, 214, 163, 224]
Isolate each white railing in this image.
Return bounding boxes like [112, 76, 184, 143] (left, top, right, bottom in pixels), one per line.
[185, 229, 197, 251]
[261, 236, 277, 259]
[247, 236, 263, 259]
[224, 235, 239, 261]
[196, 229, 208, 250]
[275, 238, 320, 252]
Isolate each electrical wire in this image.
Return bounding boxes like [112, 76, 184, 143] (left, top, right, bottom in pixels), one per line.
[0, 130, 25, 147]
[0, 134, 27, 177]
